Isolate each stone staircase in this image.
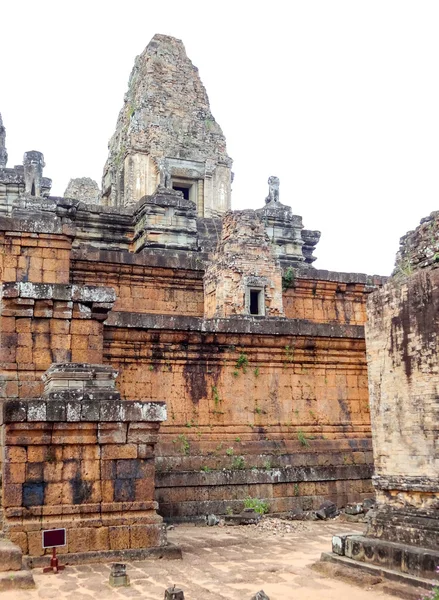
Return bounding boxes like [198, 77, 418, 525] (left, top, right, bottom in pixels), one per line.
[0, 478, 35, 590]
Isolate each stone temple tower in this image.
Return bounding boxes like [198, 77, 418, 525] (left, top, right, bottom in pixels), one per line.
[102, 34, 233, 217]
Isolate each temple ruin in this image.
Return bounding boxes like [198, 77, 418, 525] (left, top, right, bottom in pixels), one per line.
[0, 34, 389, 581]
[323, 213, 439, 590]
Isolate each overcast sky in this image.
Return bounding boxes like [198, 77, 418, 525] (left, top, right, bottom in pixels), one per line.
[2, 1, 439, 276]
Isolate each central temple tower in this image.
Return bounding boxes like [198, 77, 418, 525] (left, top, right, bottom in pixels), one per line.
[102, 34, 233, 216]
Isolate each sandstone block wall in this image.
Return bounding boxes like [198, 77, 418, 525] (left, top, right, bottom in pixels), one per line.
[104, 315, 373, 517]
[2, 397, 166, 558]
[366, 269, 439, 536]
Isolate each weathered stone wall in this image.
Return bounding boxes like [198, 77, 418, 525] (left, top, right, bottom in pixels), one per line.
[71, 248, 377, 325]
[326, 219, 439, 583]
[366, 269, 439, 550]
[2, 390, 166, 559]
[104, 316, 373, 517]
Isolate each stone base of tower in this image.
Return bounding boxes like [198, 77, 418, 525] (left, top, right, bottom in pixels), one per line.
[1, 363, 182, 564]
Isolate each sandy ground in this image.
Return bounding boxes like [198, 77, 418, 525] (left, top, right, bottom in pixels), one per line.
[1, 521, 397, 600]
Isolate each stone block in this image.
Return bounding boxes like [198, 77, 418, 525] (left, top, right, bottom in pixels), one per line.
[44, 460, 63, 482]
[4, 446, 27, 463]
[8, 532, 28, 556]
[101, 460, 117, 480]
[102, 444, 137, 460]
[98, 423, 127, 444]
[43, 483, 63, 505]
[135, 478, 154, 501]
[26, 531, 46, 557]
[22, 482, 45, 507]
[3, 483, 22, 508]
[3, 401, 27, 423]
[127, 422, 158, 444]
[81, 460, 100, 481]
[129, 524, 161, 549]
[0, 539, 23, 572]
[101, 480, 115, 503]
[46, 400, 66, 421]
[109, 526, 130, 550]
[114, 479, 135, 502]
[4, 462, 26, 484]
[26, 462, 44, 483]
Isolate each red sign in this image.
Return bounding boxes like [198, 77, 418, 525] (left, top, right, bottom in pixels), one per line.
[42, 529, 66, 549]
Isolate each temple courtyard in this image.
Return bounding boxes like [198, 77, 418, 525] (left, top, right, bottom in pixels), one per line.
[1, 522, 398, 600]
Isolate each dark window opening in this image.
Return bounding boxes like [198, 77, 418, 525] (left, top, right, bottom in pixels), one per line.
[250, 289, 261, 315]
[173, 186, 190, 200]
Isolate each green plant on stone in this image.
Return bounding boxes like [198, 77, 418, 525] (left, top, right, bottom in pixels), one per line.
[294, 483, 300, 496]
[235, 436, 241, 443]
[212, 385, 221, 406]
[231, 456, 245, 470]
[175, 434, 190, 455]
[235, 353, 249, 374]
[243, 497, 270, 514]
[253, 367, 260, 377]
[297, 430, 310, 447]
[226, 447, 234, 456]
[420, 569, 439, 600]
[225, 506, 233, 515]
[200, 466, 211, 473]
[282, 266, 296, 291]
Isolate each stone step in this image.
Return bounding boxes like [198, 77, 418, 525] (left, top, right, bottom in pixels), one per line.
[0, 569, 35, 592]
[0, 538, 22, 572]
[0, 538, 35, 590]
[321, 551, 436, 596]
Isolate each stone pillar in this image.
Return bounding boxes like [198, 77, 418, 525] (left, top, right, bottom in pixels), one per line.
[1, 363, 178, 563]
[323, 269, 439, 584]
[365, 270, 439, 554]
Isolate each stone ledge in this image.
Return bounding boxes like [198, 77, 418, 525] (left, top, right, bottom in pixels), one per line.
[27, 542, 182, 567]
[321, 549, 438, 589]
[5, 501, 159, 519]
[156, 464, 372, 488]
[1, 281, 116, 304]
[105, 312, 365, 338]
[373, 474, 439, 492]
[295, 267, 388, 287]
[72, 246, 207, 271]
[3, 399, 167, 424]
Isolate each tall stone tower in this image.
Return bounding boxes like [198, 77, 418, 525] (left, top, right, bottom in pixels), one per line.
[102, 34, 233, 216]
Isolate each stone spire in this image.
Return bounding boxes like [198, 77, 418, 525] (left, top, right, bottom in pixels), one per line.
[0, 113, 8, 167]
[102, 34, 232, 216]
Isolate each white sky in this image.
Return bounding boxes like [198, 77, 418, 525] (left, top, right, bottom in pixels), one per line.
[1, 1, 439, 276]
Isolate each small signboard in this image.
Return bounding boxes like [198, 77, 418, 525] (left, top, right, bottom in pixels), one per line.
[42, 528, 66, 549]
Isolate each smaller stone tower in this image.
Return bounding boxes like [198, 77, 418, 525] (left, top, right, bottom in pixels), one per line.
[0, 113, 8, 167]
[204, 210, 284, 318]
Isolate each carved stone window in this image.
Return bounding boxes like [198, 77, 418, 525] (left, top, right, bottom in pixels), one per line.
[247, 287, 265, 316]
[172, 178, 198, 203]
